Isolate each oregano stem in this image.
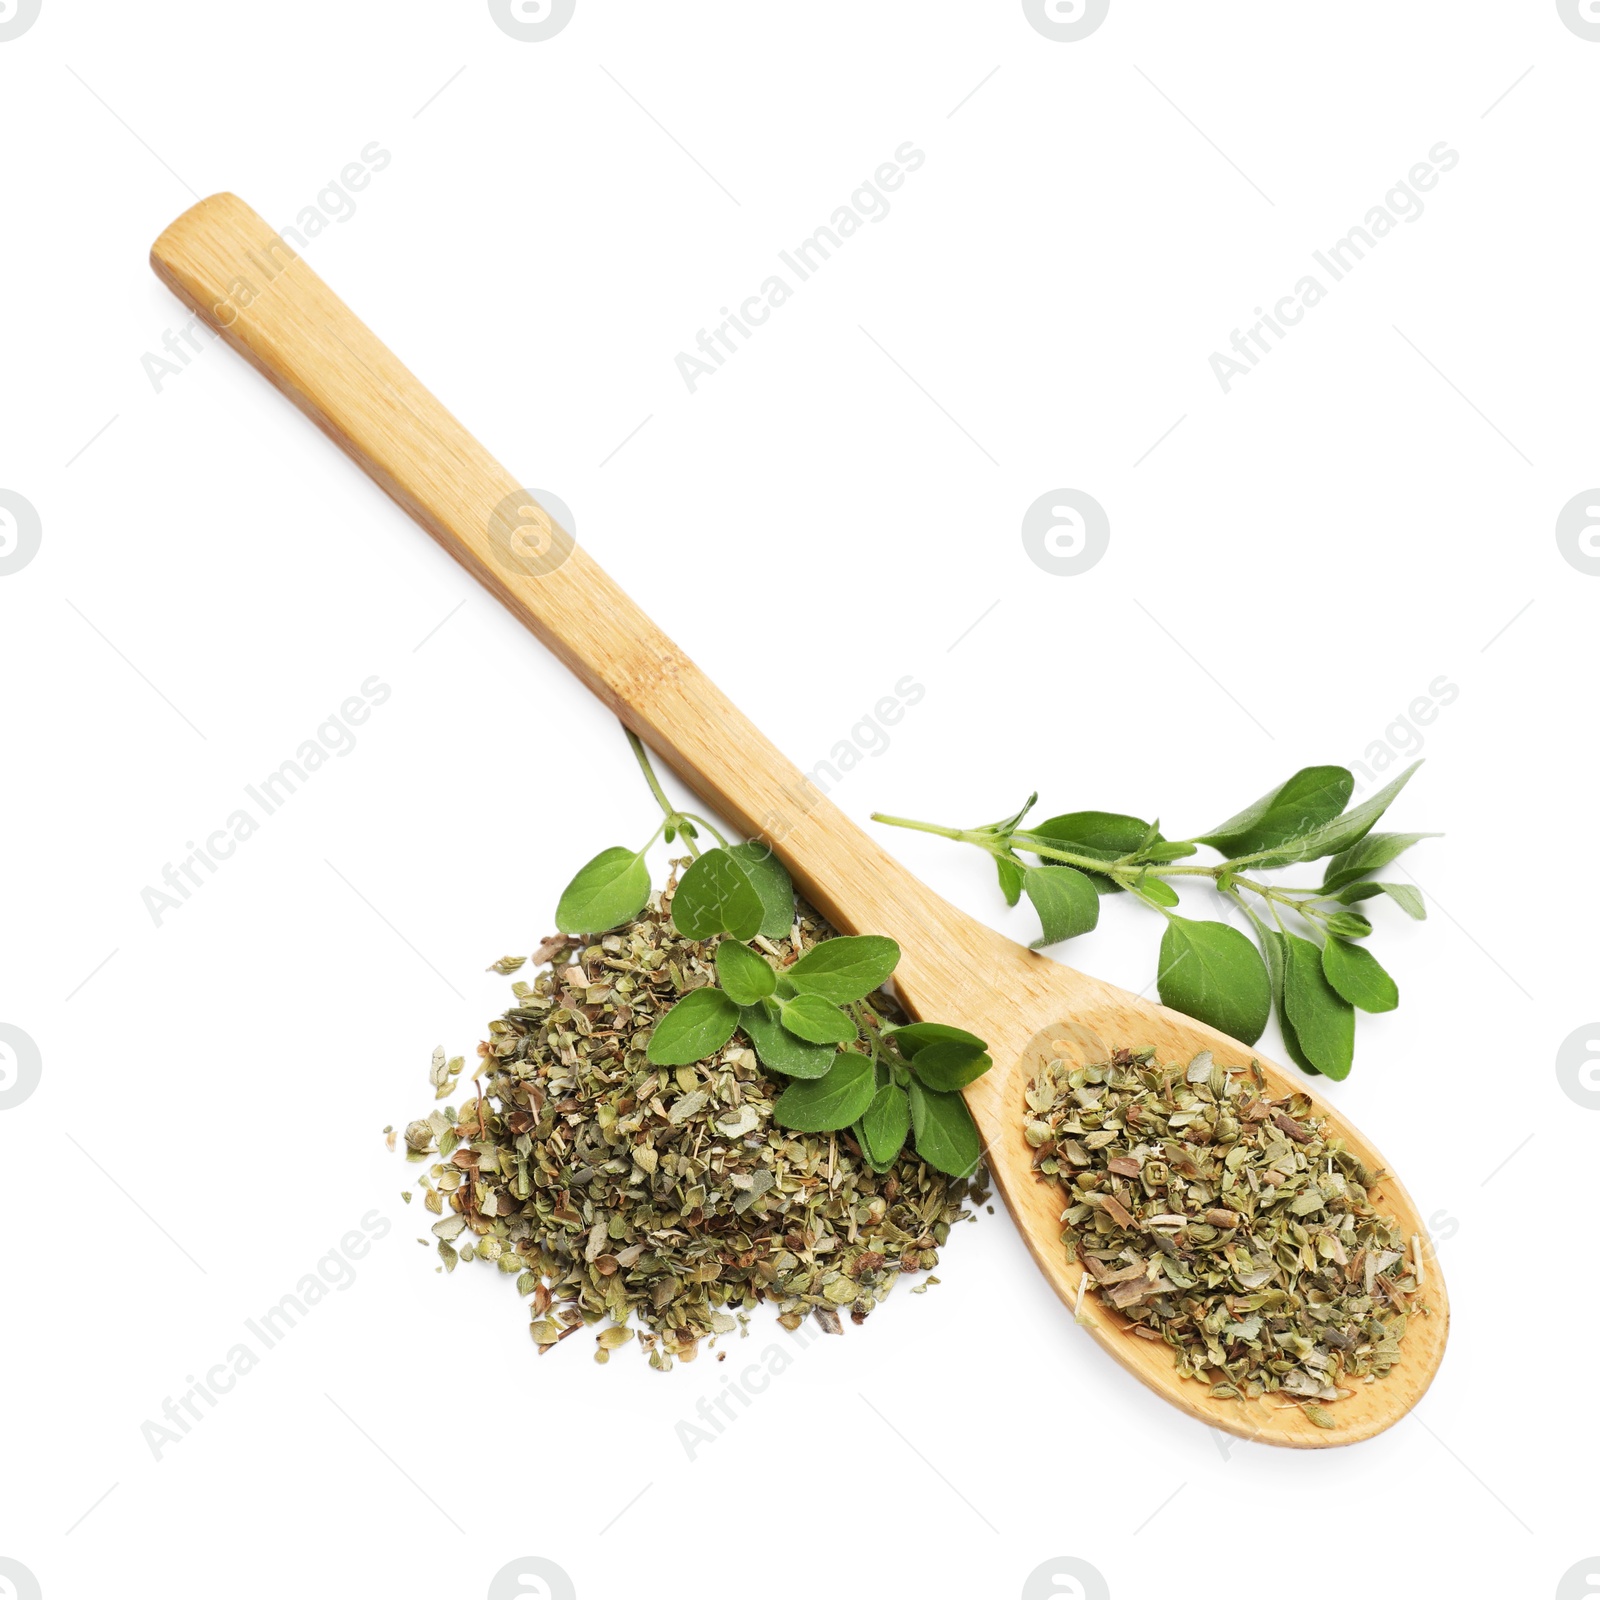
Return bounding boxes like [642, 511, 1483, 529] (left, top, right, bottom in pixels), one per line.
[871, 813, 1120, 877]
[1228, 886, 1264, 931]
[636, 816, 672, 857]
[627, 728, 677, 821]
[625, 729, 732, 857]
[869, 811, 971, 843]
[876, 813, 1351, 913]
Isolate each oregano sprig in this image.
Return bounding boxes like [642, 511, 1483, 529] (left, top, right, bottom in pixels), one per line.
[553, 730, 734, 937]
[873, 762, 1436, 1081]
[552, 729, 994, 1177]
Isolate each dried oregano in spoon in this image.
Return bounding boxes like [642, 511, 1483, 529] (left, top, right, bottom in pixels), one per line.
[1025, 1047, 1425, 1422]
[401, 874, 988, 1369]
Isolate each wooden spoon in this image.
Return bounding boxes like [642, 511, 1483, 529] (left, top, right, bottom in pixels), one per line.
[150, 194, 1447, 1447]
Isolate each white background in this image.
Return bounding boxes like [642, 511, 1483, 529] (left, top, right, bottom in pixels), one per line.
[2, 3, 1597, 1597]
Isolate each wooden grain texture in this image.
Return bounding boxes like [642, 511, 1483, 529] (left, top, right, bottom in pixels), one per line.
[151, 193, 1448, 1446]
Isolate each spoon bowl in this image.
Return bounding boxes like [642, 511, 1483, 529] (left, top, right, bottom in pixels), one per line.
[899, 920, 1447, 1447]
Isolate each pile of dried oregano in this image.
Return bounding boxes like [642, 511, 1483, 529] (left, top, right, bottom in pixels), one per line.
[1025, 1047, 1424, 1424]
[400, 882, 986, 1368]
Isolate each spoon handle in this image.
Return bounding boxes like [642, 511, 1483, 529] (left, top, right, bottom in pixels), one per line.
[150, 193, 932, 943]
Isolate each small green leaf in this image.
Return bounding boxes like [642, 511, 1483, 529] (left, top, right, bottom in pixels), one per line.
[1255, 924, 1319, 1076]
[714, 941, 775, 1005]
[1132, 876, 1180, 909]
[555, 846, 651, 935]
[1157, 915, 1272, 1045]
[908, 1081, 982, 1178]
[739, 1006, 836, 1078]
[1243, 763, 1423, 871]
[1197, 767, 1354, 857]
[861, 1084, 911, 1166]
[910, 1041, 993, 1092]
[1322, 937, 1399, 1013]
[774, 1050, 876, 1132]
[670, 849, 764, 940]
[883, 1023, 987, 1057]
[1282, 933, 1355, 1079]
[1321, 831, 1440, 892]
[646, 987, 740, 1066]
[1024, 865, 1100, 948]
[1384, 883, 1426, 921]
[995, 851, 1025, 907]
[1322, 911, 1372, 940]
[1336, 880, 1426, 920]
[988, 792, 1039, 834]
[1141, 841, 1198, 862]
[726, 841, 795, 938]
[785, 935, 900, 1004]
[779, 994, 857, 1045]
[855, 1132, 898, 1176]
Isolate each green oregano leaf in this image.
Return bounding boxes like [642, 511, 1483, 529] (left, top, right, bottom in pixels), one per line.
[1336, 880, 1426, 920]
[778, 994, 857, 1045]
[646, 987, 739, 1066]
[861, 1084, 911, 1166]
[1322, 937, 1399, 1014]
[855, 1130, 898, 1177]
[909, 1041, 993, 1092]
[1132, 875, 1180, 909]
[738, 1006, 835, 1078]
[988, 792, 1039, 834]
[883, 1022, 987, 1057]
[773, 1050, 875, 1132]
[995, 851, 1025, 907]
[1023, 865, 1100, 948]
[1196, 766, 1354, 857]
[726, 841, 795, 938]
[1322, 911, 1372, 940]
[1141, 840, 1198, 862]
[1241, 763, 1422, 870]
[1156, 915, 1271, 1045]
[555, 846, 651, 935]
[908, 1080, 982, 1178]
[714, 941, 775, 1005]
[670, 849, 764, 940]
[785, 935, 900, 1004]
[1321, 831, 1440, 892]
[1282, 933, 1355, 1079]
[1255, 923, 1319, 1076]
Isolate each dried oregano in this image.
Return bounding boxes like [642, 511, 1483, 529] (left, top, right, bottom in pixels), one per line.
[1025, 1047, 1424, 1415]
[402, 878, 986, 1368]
